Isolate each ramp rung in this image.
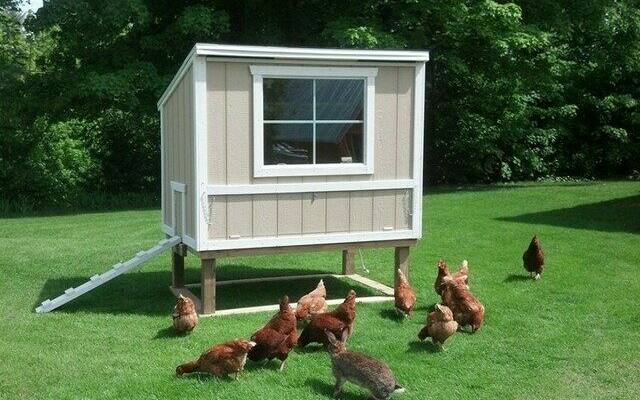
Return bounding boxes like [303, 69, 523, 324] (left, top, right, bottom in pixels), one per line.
[36, 236, 182, 314]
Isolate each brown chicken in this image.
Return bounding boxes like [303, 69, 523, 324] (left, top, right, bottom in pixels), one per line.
[298, 289, 356, 348]
[418, 304, 458, 347]
[435, 259, 469, 297]
[439, 275, 485, 332]
[394, 269, 416, 316]
[247, 295, 298, 371]
[295, 279, 328, 321]
[434, 259, 450, 296]
[453, 260, 469, 287]
[176, 339, 256, 378]
[523, 235, 545, 279]
[172, 294, 198, 333]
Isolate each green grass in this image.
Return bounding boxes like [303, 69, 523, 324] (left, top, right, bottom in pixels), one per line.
[1, 181, 639, 399]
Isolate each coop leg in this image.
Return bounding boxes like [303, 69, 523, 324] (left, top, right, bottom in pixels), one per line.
[200, 258, 216, 315]
[342, 248, 355, 275]
[394, 246, 410, 286]
[171, 244, 186, 288]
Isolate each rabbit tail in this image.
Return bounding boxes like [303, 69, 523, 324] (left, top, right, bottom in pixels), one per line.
[393, 384, 406, 394]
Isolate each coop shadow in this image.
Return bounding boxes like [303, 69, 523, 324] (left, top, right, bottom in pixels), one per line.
[497, 194, 640, 234]
[34, 264, 379, 316]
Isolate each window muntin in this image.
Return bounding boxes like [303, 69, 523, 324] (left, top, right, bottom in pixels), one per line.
[251, 65, 377, 177]
[263, 78, 364, 166]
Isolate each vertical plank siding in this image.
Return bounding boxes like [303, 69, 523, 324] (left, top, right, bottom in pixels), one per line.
[162, 66, 195, 238]
[205, 62, 416, 241]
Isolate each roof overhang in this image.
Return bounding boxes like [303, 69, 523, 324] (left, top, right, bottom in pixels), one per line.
[157, 43, 429, 109]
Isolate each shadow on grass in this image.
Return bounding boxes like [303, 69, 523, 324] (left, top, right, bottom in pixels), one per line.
[379, 309, 405, 322]
[407, 340, 442, 353]
[154, 326, 193, 339]
[503, 274, 533, 283]
[296, 344, 326, 354]
[306, 378, 334, 398]
[497, 194, 640, 234]
[34, 265, 380, 316]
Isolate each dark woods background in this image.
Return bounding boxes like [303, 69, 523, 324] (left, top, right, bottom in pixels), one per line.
[1, 0, 639, 209]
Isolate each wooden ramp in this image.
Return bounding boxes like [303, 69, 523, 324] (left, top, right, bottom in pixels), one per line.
[35, 236, 182, 313]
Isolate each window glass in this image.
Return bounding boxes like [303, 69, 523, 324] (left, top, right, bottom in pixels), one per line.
[263, 78, 313, 120]
[262, 76, 365, 167]
[315, 123, 363, 164]
[316, 79, 364, 121]
[264, 124, 313, 165]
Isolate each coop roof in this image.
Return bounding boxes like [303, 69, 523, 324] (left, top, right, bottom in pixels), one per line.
[158, 43, 429, 108]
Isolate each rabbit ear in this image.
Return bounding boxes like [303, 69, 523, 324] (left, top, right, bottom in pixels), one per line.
[325, 330, 337, 345]
[340, 328, 349, 343]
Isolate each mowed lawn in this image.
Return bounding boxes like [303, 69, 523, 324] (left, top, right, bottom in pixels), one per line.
[1, 181, 639, 400]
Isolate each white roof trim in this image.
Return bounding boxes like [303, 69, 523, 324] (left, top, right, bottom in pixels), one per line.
[157, 43, 429, 109]
[195, 43, 429, 62]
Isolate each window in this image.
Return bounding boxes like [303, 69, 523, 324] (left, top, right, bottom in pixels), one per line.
[251, 65, 377, 177]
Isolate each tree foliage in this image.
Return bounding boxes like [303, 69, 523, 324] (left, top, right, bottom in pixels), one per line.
[1, 0, 639, 206]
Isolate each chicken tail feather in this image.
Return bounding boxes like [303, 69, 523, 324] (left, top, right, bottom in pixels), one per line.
[176, 360, 199, 375]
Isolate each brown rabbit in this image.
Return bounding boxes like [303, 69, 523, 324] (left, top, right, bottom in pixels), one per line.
[172, 294, 198, 333]
[325, 330, 405, 400]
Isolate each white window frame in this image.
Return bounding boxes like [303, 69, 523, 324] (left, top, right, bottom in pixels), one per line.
[250, 65, 377, 177]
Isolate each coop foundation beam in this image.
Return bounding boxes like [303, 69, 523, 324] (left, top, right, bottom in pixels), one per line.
[342, 248, 355, 275]
[174, 273, 394, 317]
[200, 258, 216, 315]
[171, 245, 186, 288]
[394, 246, 410, 286]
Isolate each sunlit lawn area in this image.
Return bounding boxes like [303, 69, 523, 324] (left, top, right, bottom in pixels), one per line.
[1, 181, 639, 399]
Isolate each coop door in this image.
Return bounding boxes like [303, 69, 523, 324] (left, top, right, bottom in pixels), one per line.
[170, 182, 186, 237]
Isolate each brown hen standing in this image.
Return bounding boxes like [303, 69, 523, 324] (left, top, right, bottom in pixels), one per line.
[434, 259, 450, 296]
[247, 295, 298, 371]
[298, 289, 356, 348]
[440, 276, 485, 332]
[418, 304, 458, 348]
[295, 279, 328, 321]
[176, 339, 256, 379]
[172, 294, 198, 333]
[394, 269, 416, 317]
[523, 235, 545, 280]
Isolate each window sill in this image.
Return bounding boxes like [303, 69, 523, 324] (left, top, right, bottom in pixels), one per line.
[254, 163, 373, 178]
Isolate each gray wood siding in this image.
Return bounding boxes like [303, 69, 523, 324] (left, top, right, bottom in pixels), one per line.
[161, 66, 195, 238]
[205, 61, 415, 241]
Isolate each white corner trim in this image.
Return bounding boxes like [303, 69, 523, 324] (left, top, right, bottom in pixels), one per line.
[160, 107, 166, 226]
[193, 56, 208, 252]
[170, 181, 186, 193]
[195, 43, 429, 62]
[202, 229, 417, 251]
[412, 62, 426, 239]
[157, 45, 197, 109]
[251, 64, 375, 178]
[207, 179, 415, 196]
[250, 65, 378, 78]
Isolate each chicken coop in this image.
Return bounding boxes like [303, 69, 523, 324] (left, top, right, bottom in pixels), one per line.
[157, 43, 428, 315]
[34, 43, 428, 316]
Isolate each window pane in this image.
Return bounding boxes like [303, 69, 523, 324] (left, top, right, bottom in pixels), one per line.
[264, 123, 313, 165]
[264, 78, 313, 120]
[315, 123, 363, 164]
[316, 79, 364, 121]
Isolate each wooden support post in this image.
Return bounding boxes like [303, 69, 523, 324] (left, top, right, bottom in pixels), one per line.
[342, 248, 355, 275]
[200, 258, 216, 315]
[171, 245, 185, 288]
[394, 246, 410, 286]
